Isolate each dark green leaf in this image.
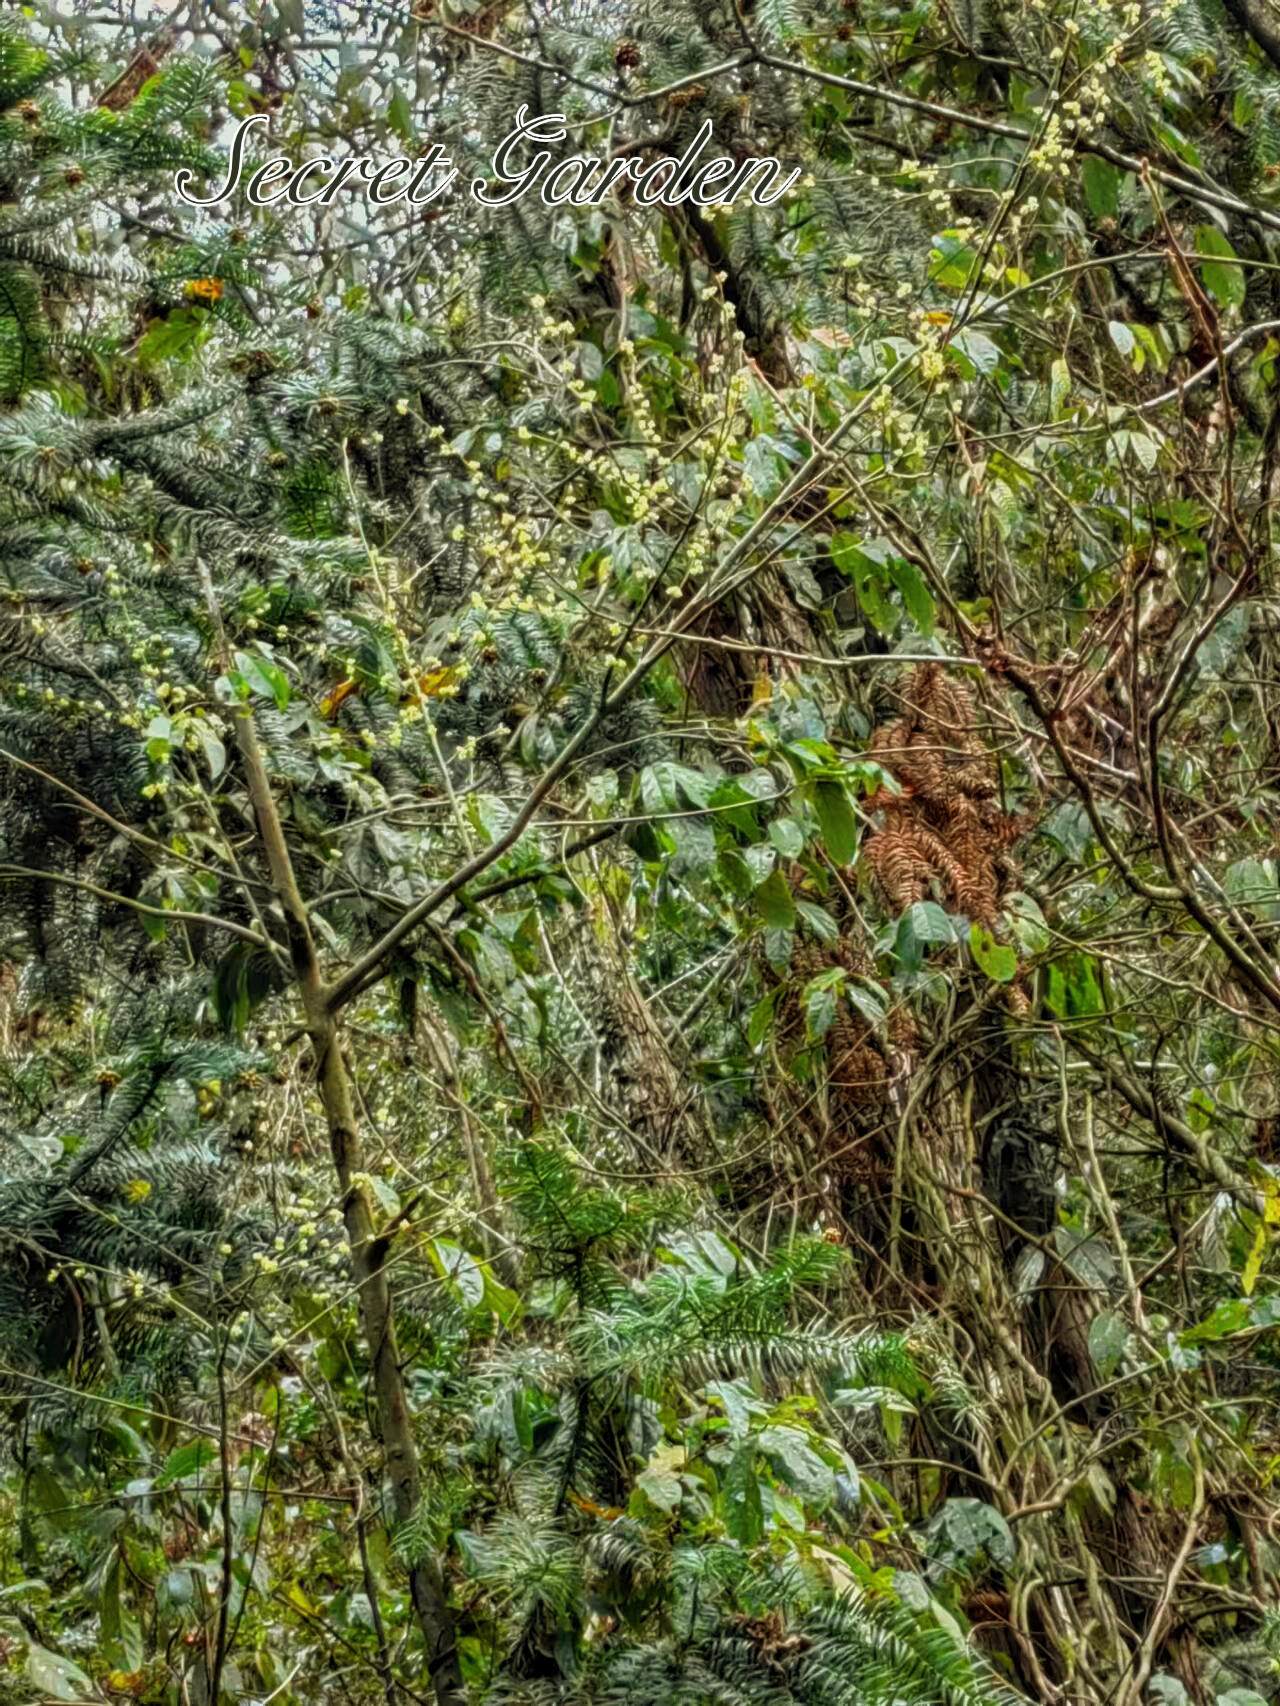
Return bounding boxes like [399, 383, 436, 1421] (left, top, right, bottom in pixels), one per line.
[1081, 156, 1121, 215]
[747, 990, 777, 1047]
[1194, 226, 1245, 308]
[722, 1444, 765, 1544]
[812, 778, 857, 866]
[755, 867, 796, 930]
[157, 1440, 217, 1487]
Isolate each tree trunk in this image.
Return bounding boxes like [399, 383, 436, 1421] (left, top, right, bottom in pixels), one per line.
[206, 565, 464, 1706]
[312, 1015, 465, 1703]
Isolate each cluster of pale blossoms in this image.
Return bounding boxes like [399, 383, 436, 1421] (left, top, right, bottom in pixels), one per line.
[224, 1195, 356, 1351]
[865, 378, 931, 464]
[913, 319, 948, 385]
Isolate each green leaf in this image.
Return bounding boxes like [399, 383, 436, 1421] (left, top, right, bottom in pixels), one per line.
[387, 85, 414, 142]
[831, 536, 933, 635]
[951, 330, 1000, 377]
[1180, 1298, 1251, 1345]
[906, 901, 955, 944]
[234, 650, 291, 710]
[1050, 356, 1071, 416]
[468, 792, 513, 847]
[1194, 226, 1245, 308]
[670, 813, 716, 872]
[1056, 1229, 1118, 1292]
[1006, 892, 1049, 954]
[28, 1465, 77, 1535]
[636, 1466, 683, 1513]
[968, 921, 1017, 982]
[157, 1439, 217, 1487]
[769, 817, 806, 858]
[803, 970, 843, 1040]
[136, 307, 208, 363]
[888, 556, 935, 636]
[844, 978, 888, 1028]
[1131, 321, 1172, 373]
[1127, 430, 1159, 471]
[708, 776, 762, 838]
[926, 1497, 1015, 1569]
[1194, 603, 1250, 677]
[893, 1568, 931, 1611]
[829, 533, 895, 630]
[427, 1238, 520, 1321]
[811, 779, 857, 866]
[102, 1552, 144, 1673]
[429, 1237, 485, 1306]
[193, 720, 227, 781]
[1149, 1677, 1190, 1706]
[640, 760, 713, 814]
[706, 1379, 765, 1439]
[755, 867, 796, 930]
[757, 1426, 836, 1507]
[1224, 856, 1278, 918]
[747, 990, 777, 1048]
[1081, 156, 1122, 215]
[27, 1646, 95, 1703]
[1087, 1310, 1128, 1379]
[722, 1443, 765, 1543]
[833, 1384, 917, 1415]
[795, 899, 839, 941]
[667, 1228, 740, 1277]
[929, 235, 979, 290]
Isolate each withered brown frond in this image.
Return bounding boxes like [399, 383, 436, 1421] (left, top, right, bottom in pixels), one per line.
[863, 663, 1031, 925]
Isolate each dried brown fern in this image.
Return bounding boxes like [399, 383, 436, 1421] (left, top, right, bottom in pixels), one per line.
[746, 660, 1032, 1206]
[862, 663, 1031, 924]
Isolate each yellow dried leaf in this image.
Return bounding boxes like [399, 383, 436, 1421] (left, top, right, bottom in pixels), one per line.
[415, 667, 458, 699]
[1243, 1218, 1266, 1296]
[319, 678, 357, 718]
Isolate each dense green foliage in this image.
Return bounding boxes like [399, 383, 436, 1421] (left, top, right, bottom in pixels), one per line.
[3, 2, 1280, 1704]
